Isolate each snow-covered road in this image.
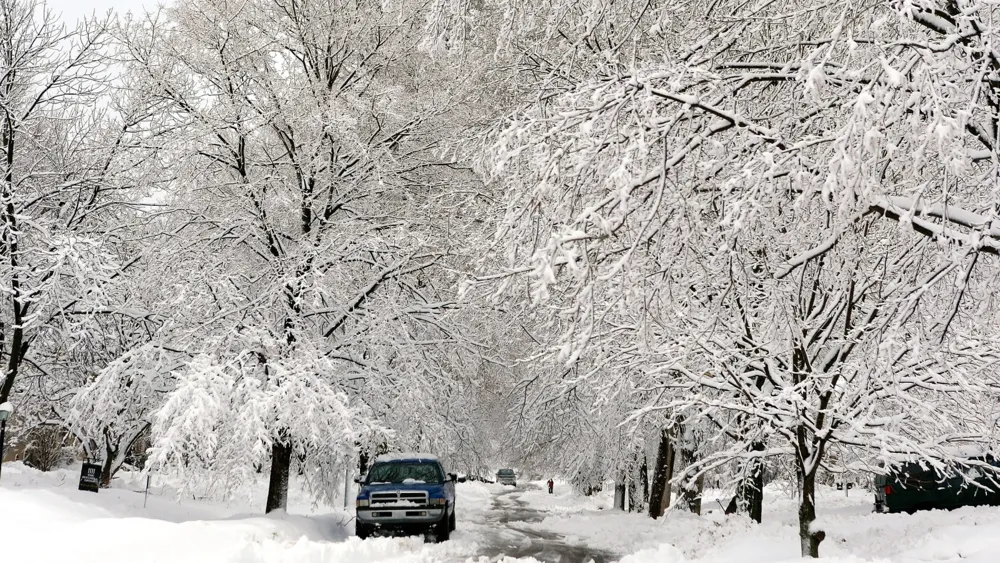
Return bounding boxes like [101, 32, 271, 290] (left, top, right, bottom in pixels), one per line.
[456, 484, 616, 563]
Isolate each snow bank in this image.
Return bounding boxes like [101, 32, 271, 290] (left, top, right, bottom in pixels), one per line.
[0, 462, 542, 563]
[513, 479, 612, 513]
[0, 462, 356, 563]
[519, 482, 1000, 563]
[455, 479, 496, 509]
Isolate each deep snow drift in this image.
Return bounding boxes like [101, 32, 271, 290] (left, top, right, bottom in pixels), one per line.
[3, 464, 1000, 562]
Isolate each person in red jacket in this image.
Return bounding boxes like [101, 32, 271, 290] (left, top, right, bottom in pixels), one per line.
[547, 479, 554, 494]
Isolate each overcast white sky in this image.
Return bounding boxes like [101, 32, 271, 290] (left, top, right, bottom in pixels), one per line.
[45, 0, 163, 23]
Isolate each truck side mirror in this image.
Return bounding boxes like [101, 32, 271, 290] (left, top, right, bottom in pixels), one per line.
[448, 473, 457, 481]
[353, 474, 366, 484]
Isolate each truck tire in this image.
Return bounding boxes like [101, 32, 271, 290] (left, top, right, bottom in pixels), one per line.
[356, 522, 373, 540]
[435, 507, 452, 542]
[449, 509, 456, 532]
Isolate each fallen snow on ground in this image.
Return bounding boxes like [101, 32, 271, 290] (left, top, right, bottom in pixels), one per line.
[524, 482, 1000, 563]
[514, 479, 612, 514]
[0, 462, 536, 563]
[5, 462, 1000, 563]
[0, 462, 484, 563]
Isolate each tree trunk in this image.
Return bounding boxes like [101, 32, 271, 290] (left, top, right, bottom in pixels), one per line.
[97, 423, 150, 488]
[358, 441, 388, 475]
[627, 470, 637, 512]
[744, 452, 765, 523]
[636, 457, 649, 513]
[266, 440, 292, 513]
[679, 479, 699, 514]
[797, 464, 824, 557]
[0, 420, 7, 481]
[648, 427, 675, 519]
[614, 477, 626, 510]
[678, 423, 702, 514]
[358, 446, 370, 475]
[101, 450, 115, 488]
[101, 428, 117, 488]
[725, 442, 765, 523]
[681, 475, 704, 515]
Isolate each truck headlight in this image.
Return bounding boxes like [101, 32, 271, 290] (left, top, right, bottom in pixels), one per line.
[356, 499, 370, 507]
[428, 498, 446, 506]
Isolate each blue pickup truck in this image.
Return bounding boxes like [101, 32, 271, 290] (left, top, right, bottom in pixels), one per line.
[354, 453, 465, 542]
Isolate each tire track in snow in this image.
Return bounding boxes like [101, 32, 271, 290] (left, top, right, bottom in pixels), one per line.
[467, 485, 617, 563]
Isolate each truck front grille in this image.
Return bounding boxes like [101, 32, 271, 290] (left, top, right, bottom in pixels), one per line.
[370, 491, 429, 507]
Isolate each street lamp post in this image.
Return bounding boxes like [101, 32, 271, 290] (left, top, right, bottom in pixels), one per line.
[0, 401, 12, 484]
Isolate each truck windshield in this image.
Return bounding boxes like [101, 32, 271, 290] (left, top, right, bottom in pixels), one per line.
[367, 462, 442, 484]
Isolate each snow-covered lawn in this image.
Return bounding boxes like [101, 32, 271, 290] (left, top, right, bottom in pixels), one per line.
[4, 464, 1000, 563]
[0, 462, 484, 563]
[526, 483, 1000, 563]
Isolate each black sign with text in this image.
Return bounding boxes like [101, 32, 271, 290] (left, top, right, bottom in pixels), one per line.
[78, 462, 102, 493]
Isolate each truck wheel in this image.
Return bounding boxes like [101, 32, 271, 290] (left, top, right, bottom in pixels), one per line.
[356, 522, 373, 540]
[434, 508, 451, 542]
[449, 509, 456, 532]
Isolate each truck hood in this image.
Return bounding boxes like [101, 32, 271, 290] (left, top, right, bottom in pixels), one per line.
[358, 481, 447, 497]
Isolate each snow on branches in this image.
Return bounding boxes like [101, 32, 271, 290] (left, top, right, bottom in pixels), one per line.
[474, 0, 1000, 556]
[147, 335, 386, 505]
[82, 0, 502, 510]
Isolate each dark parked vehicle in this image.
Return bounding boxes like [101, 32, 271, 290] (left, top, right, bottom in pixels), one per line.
[874, 456, 1000, 513]
[355, 453, 465, 542]
[496, 468, 516, 486]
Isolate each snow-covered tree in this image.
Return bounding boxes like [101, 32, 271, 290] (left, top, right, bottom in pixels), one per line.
[470, 0, 1000, 556]
[0, 0, 160, 451]
[97, 0, 502, 511]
